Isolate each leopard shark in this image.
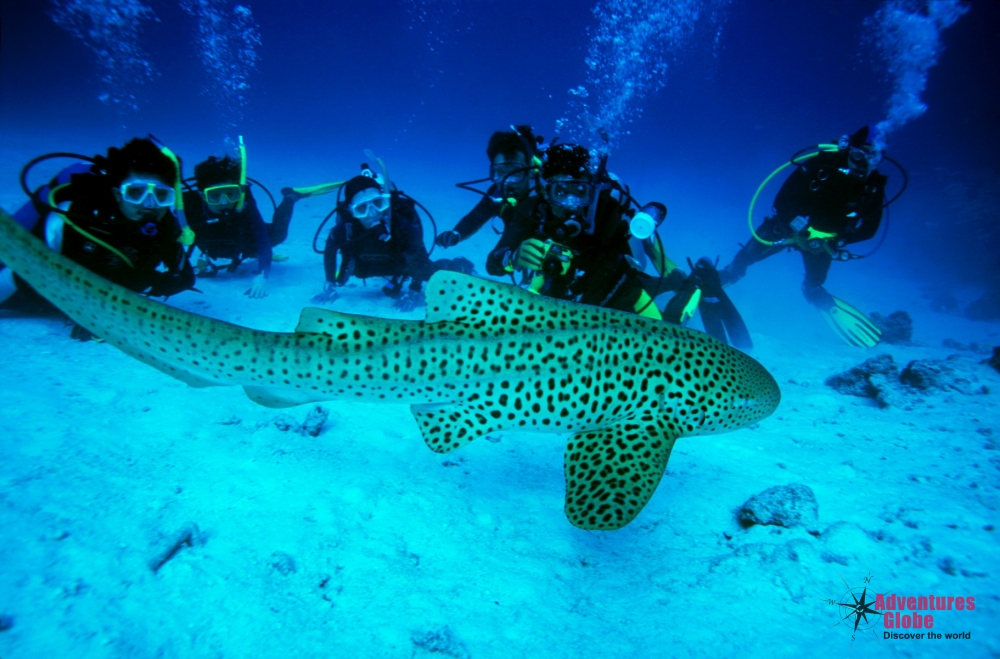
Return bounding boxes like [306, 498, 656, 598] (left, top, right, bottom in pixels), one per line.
[0, 207, 780, 530]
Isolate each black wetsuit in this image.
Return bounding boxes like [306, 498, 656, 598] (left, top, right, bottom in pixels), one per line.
[3, 165, 194, 307]
[183, 187, 295, 276]
[323, 192, 437, 294]
[486, 194, 648, 312]
[450, 191, 502, 242]
[442, 184, 537, 247]
[721, 150, 887, 307]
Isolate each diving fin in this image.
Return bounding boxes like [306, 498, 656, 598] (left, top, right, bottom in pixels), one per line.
[691, 257, 753, 350]
[819, 296, 881, 348]
[281, 181, 346, 199]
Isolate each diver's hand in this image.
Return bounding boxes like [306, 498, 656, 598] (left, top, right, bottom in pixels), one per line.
[146, 271, 191, 298]
[392, 290, 425, 311]
[245, 273, 268, 299]
[310, 282, 339, 305]
[435, 230, 461, 248]
[508, 238, 550, 271]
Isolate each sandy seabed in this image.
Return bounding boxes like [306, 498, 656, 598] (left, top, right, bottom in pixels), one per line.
[1, 155, 998, 659]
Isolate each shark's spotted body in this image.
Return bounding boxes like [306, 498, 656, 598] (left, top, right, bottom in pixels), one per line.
[0, 208, 780, 529]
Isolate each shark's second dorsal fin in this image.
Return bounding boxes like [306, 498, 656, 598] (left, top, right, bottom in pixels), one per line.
[295, 307, 398, 336]
[295, 307, 359, 334]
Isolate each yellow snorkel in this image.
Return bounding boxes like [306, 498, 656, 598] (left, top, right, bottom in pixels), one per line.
[236, 135, 247, 212]
[148, 135, 195, 246]
[747, 144, 839, 246]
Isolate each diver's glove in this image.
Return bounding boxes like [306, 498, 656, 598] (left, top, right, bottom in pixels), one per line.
[310, 281, 339, 305]
[393, 290, 425, 312]
[146, 271, 193, 299]
[435, 230, 461, 248]
[507, 238, 549, 271]
[505, 238, 572, 274]
[245, 273, 268, 299]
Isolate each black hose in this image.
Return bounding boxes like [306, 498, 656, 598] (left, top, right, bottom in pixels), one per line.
[312, 207, 338, 254]
[16, 152, 124, 234]
[399, 191, 439, 258]
[20, 152, 94, 201]
[312, 186, 345, 254]
[880, 154, 908, 209]
[455, 177, 492, 197]
[246, 177, 277, 214]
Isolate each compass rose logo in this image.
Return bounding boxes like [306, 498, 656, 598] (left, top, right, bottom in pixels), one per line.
[824, 572, 884, 646]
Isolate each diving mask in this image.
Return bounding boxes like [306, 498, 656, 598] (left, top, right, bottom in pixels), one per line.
[847, 145, 879, 177]
[203, 184, 244, 206]
[119, 180, 176, 208]
[490, 162, 530, 185]
[546, 179, 594, 209]
[351, 192, 391, 219]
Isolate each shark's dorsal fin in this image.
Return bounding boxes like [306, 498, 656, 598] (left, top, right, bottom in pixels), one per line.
[424, 271, 538, 326]
[423, 271, 636, 333]
[564, 415, 680, 531]
[295, 307, 360, 335]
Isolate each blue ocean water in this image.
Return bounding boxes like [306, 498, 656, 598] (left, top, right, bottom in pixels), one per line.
[1, 1, 999, 657]
[2, 0, 997, 283]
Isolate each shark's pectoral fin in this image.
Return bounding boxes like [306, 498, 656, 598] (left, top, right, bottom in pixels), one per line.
[564, 416, 680, 531]
[243, 385, 332, 408]
[411, 403, 502, 454]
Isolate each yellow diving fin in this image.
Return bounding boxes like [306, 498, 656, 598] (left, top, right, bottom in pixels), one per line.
[820, 296, 881, 348]
[284, 181, 346, 198]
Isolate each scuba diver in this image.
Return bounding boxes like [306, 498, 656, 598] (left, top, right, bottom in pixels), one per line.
[485, 142, 752, 347]
[312, 171, 473, 311]
[720, 126, 895, 348]
[436, 125, 543, 248]
[1, 137, 195, 339]
[184, 137, 300, 299]
[485, 143, 667, 317]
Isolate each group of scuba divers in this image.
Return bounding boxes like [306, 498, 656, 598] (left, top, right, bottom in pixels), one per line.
[0, 123, 906, 348]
